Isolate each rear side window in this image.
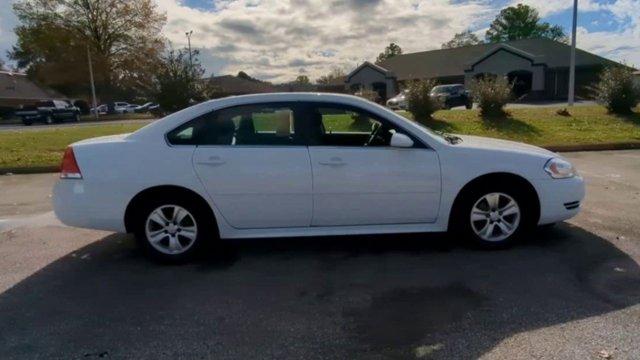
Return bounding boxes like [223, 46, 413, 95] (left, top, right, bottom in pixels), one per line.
[166, 103, 302, 146]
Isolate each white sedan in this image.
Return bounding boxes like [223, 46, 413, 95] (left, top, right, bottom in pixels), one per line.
[54, 93, 584, 262]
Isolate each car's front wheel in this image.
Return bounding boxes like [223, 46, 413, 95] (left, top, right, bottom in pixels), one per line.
[44, 115, 53, 125]
[133, 198, 214, 262]
[454, 186, 531, 248]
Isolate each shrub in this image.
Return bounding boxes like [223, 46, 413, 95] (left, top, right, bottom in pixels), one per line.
[470, 76, 513, 117]
[354, 88, 380, 103]
[595, 66, 640, 114]
[405, 79, 441, 122]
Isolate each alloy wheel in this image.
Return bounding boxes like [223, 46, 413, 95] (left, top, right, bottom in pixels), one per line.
[145, 205, 198, 255]
[470, 192, 520, 242]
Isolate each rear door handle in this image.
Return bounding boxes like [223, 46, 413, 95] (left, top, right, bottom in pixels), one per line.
[197, 155, 226, 166]
[318, 157, 346, 167]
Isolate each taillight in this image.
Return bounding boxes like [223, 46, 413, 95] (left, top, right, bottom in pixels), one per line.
[60, 147, 82, 179]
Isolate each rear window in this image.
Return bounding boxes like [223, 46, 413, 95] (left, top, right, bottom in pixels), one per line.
[166, 103, 301, 146]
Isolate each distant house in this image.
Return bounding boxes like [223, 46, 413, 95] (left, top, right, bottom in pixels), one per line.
[204, 73, 348, 98]
[345, 38, 627, 101]
[634, 70, 640, 88]
[0, 71, 66, 109]
[205, 75, 278, 98]
[316, 76, 348, 93]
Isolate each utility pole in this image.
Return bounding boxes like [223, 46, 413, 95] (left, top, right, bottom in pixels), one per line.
[186, 30, 193, 68]
[568, 0, 578, 106]
[87, 45, 99, 121]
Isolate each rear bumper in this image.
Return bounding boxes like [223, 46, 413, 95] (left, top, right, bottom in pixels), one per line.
[532, 176, 585, 225]
[53, 179, 127, 232]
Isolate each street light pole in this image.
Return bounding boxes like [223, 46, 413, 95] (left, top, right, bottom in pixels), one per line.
[568, 0, 578, 106]
[185, 30, 193, 68]
[87, 45, 99, 121]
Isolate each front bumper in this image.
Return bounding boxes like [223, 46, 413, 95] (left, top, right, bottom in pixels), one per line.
[532, 176, 585, 225]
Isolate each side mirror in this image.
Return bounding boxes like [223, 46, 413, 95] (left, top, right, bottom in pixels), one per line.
[390, 132, 414, 148]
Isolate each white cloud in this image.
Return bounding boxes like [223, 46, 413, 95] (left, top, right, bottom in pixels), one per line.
[0, 0, 638, 80]
[156, 0, 496, 82]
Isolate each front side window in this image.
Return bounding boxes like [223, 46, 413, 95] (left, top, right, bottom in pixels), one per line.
[305, 104, 411, 147]
[167, 103, 301, 146]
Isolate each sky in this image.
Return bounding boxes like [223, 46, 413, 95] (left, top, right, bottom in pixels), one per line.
[0, 0, 639, 83]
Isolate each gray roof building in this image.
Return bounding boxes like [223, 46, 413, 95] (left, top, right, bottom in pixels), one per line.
[0, 71, 65, 108]
[346, 38, 627, 101]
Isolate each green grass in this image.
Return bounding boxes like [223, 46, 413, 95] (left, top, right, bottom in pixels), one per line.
[1, 105, 639, 172]
[0, 124, 144, 170]
[406, 106, 640, 147]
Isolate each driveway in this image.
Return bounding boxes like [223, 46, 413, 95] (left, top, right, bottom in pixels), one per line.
[1, 150, 639, 359]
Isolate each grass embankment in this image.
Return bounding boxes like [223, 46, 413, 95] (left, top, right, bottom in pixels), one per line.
[0, 105, 639, 173]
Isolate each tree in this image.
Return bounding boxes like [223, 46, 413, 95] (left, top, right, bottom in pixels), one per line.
[153, 47, 215, 112]
[375, 43, 402, 64]
[10, 0, 166, 100]
[442, 30, 483, 49]
[485, 4, 567, 43]
[316, 66, 346, 84]
[293, 75, 310, 85]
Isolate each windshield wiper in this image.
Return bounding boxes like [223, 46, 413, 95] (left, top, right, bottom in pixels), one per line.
[434, 131, 463, 144]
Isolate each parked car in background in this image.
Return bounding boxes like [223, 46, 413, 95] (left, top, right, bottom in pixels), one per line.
[90, 104, 108, 115]
[72, 99, 91, 115]
[386, 90, 408, 110]
[430, 84, 473, 109]
[134, 102, 160, 113]
[54, 93, 584, 262]
[124, 104, 140, 113]
[16, 100, 80, 125]
[111, 102, 131, 114]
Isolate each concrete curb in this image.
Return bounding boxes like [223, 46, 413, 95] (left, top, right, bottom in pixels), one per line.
[1, 166, 58, 175]
[2, 142, 640, 175]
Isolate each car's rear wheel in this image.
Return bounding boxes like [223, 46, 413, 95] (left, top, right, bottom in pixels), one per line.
[465, 101, 473, 109]
[44, 115, 53, 125]
[74, 114, 80, 122]
[453, 185, 531, 248]
[133, 197, 214, 262]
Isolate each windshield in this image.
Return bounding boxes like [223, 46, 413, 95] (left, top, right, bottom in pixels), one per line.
[430, 85, 457, 95]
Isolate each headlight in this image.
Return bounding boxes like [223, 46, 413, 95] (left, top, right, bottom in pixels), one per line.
[544, 158, 577, 179]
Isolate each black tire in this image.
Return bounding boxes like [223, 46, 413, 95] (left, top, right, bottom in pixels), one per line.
[132, 195, 217, 263]
[451, 183, 533, 249]
[44, 115, 53, 125]
[74, 113, 81, 122]
[465, 102, 473, 110]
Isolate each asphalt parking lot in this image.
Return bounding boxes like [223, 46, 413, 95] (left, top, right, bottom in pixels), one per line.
[1, 150, 639, 359]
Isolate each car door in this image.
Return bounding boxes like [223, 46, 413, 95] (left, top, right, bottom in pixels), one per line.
[170, 102, 313, 229]
[304, 103, 441, 226]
